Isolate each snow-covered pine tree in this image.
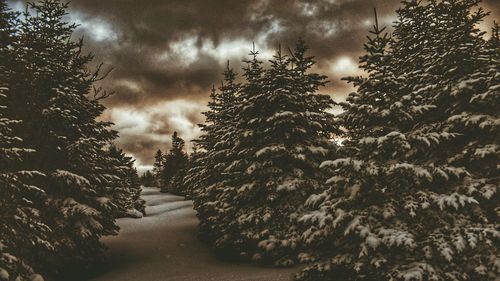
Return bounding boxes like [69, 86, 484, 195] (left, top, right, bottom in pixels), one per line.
[183, 87, 217, 207]
[205, 41, 337, 266]
[106, 144, 145, 217]
[187, 63, 242, 249]
[152, 149, 165, 187]
[182, 145, 199, 198]
[297, 2, 499, 280]
[390, 2, 499, 272]
[6, 0, 121, 276]
[0, 94, 48, 281]
[0, 2, 49, 280]
[473, 22, 500, 222]
[161, 131, 188, 195]
[438, 20, 500, 225]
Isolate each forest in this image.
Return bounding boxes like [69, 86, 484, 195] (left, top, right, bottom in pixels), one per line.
[1, 0, 499, 281]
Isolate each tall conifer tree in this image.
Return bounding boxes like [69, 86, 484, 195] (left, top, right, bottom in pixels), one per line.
[0, 2, 48, 279]
[188, 63, 242, 246]
[298, 2, 499, 280]
[190, 42, 337, 265]
[6, 0, 120, 275]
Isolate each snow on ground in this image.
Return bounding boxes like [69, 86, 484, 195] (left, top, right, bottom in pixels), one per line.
[87, 187, 297, 281]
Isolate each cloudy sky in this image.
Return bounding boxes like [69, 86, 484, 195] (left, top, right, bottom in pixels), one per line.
[7, 0, 499, 172]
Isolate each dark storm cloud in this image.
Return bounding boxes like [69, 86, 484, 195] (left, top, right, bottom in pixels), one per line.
[62, 0, 498, 105]
[7, 0, 499, 167]
[68, 0, 390, 111]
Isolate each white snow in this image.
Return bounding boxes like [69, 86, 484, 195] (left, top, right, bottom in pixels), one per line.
[377, 228, 416, 249]
[321, 158, 363, 171]
[267, 111, 294, 122]
[474, 144, 497, 158]
[434, 192, 478, 210]
[389, 163, 433, 181]
[307, 146, 328, 155]
[124, 209, 143, 218]
[365, 235, 381, 249]
[87, 187, 297, 281]
[0, 268, 9, 280]
[276, 178, 302, 191]
[30, 274, 44, 281]
[255, 145, 285, 157]
[52, 169, 90, 186]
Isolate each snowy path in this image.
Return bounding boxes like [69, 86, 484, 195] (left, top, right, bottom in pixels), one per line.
[87, 187, 297, 281]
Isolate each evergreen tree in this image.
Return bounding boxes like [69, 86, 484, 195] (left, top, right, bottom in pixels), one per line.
[183, 86, 221, 199]
[161, 131, 189, 194]
[6, 0, 121, 276]
[439, 20, 500, 225]
[183, 143, 204, 198]
[0, 74, 47, 281]
[0, 2, 48, 280]
[230, 41, 336, 265]
[190, 42, 337, 265]
[297, 2, 499, 280]
[152, 149, 165, 187]
[106, 144, 146, 217]
[187, 63, 242, 253]
[182, 146, 201, 199]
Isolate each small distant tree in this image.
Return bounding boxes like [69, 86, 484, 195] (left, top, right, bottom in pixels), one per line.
[152, 149, 165, 187]
[161, 132, 189, 195]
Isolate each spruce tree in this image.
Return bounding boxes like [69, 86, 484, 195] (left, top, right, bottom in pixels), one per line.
[0, 76, 48, 281]
[0, 92, 48, 281]
[297, 2, 499, 280]
[106, 144, 145, 217]
[152, 149, 165, 187]
[181, 146, 201, 199]
[0, 2, 48, 279]
[6, 0, 120, 276]
[187, 64, 242, 244]
[438, 20, 500, 225]
[161, 131, 188, 195]
[191, 42, 337, 265]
